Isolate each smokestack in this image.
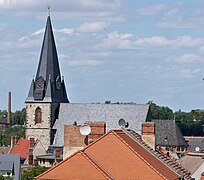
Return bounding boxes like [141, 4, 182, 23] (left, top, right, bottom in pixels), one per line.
[7, 92, 11, 126]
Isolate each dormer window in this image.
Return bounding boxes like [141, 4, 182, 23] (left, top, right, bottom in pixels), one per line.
[35, 107, 42, 124]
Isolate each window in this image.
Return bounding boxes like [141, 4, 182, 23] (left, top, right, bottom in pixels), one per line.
[35, 107, 42, 124]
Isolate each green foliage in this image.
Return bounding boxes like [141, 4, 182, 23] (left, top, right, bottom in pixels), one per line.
[148, 101, 173, 120]
[148, 101, 204, 136]
[0, 126, 25, 146]
[0, 174, 13, 180]
[11, 108, 26, 125]
[0, 108, 26, 125]
[22, 166, 49, 180]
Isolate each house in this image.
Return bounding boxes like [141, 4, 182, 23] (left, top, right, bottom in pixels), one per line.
[184, 136, 204, 152]
[36, 129, 191, 180]
[9, 137, 30, 164]
[9, 136, 46, 165]
[0, 154, 21, 180]
[151, 120, 188, 159]
[180, 152, 204, 180]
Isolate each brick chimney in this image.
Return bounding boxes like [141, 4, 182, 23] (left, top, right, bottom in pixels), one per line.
[142, 122, 155, 150]
[64, 122, 106, 148]
[87, 122, 106, 143]
[63, 122, 106, 159]
[10, 136, 20, 149]
[7, 92, 11, 126]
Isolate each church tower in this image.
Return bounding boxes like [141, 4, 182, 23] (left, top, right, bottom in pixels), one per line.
[25, 15, 69, 150]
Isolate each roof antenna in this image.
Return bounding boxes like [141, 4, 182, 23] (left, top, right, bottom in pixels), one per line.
[48, 5, 51, 16]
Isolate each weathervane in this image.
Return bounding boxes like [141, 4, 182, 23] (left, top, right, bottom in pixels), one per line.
[48, 5, 51, 16]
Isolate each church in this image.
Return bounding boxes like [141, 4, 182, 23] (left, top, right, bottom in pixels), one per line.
[25, 15, 151, 151]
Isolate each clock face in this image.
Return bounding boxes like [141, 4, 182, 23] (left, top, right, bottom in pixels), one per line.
[36, 77, 45, 90]
[37, 81, 43, 89]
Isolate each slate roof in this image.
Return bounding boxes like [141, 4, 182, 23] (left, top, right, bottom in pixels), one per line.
[152, 120, 188, 147]
[184, 137, 204, 152]
[0, 117, 8, 125]
[0, 161, 13, 171]
[0, 154, 21, 180]
[36, 129, 191, 180]
[52, 103, 151, 146]
[26, 15, 69, 103]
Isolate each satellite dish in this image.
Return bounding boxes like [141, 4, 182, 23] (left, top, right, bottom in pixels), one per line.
[195, 147, 200, 152]
[118, 119, 126, 127]
[80, 124, 91, 136]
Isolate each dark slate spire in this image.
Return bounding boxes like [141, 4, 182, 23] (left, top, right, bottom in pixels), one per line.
[26, 15, 69, 103]
[36, 15, 60, 84]
[26, 77, 34, 101]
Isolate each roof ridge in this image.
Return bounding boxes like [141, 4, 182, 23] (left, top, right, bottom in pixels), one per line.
[35, 149, 83, 179]
[125, 129, 191, 179]
[111, 130, 167, 180]
[83, 151, 113, 180]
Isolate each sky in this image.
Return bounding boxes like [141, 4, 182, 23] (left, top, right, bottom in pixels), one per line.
[1, 0, 204, 112]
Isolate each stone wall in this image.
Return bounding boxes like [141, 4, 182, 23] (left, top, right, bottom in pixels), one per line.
[25, 103, 52, 150]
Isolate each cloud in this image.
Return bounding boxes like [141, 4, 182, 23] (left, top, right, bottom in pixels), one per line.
[157, 7, 204, 29]
[101, 32, 204, 50]
[136, 4, 166, 16]
[178, 54, 201, 63]
[179, 68, 200, 78]
[79, 22, 109, 32]
[68, 60, 103, 66]
[0, 0, 125, 23]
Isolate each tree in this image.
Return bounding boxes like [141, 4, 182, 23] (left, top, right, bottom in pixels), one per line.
[22, 166, 49, 180]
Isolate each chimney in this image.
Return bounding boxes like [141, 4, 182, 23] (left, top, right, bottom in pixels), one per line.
[87, 122, 106, 144]
[54, 149, 61, 157]
[10, 136, 20, 149]
[142, 122, 155, 150]
[7, 92, 11, 126]
[29, 138, 35, 148]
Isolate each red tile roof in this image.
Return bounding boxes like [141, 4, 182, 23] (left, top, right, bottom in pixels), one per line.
[10, 138, 30, 159]
[36, 151, 111, 180]
[36, 129, 191, 180]
[0, 146, 11, 154]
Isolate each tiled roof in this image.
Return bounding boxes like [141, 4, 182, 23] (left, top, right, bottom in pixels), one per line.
[179, 155, 204, 174]
[126, 129, 191, 180]
[152, 120, 188, 147]
[0, 146, 11, 154]
[36, 151, 111, 180]
[36, 129, 191, 180]
[10, 138, 30, 159]
[53, 103, 150, 146]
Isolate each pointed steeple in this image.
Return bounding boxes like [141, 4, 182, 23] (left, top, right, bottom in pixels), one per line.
[26, 15, 69, 103]
[36, 15, 61, 83]
[26, 77, 34, 101]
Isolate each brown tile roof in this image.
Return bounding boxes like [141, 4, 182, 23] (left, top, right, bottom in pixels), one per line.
[126, 129, 192, 180]
[10, 138, 30, 159]
[36, 129, 192, 180]
[179, 155, 204, 174]
[36, 151, 111, 180]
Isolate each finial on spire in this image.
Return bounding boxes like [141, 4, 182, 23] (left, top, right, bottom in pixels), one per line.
[48, 5, 51, 16]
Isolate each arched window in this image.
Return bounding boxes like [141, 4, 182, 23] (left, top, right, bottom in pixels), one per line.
[35, 107, 42, 124]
